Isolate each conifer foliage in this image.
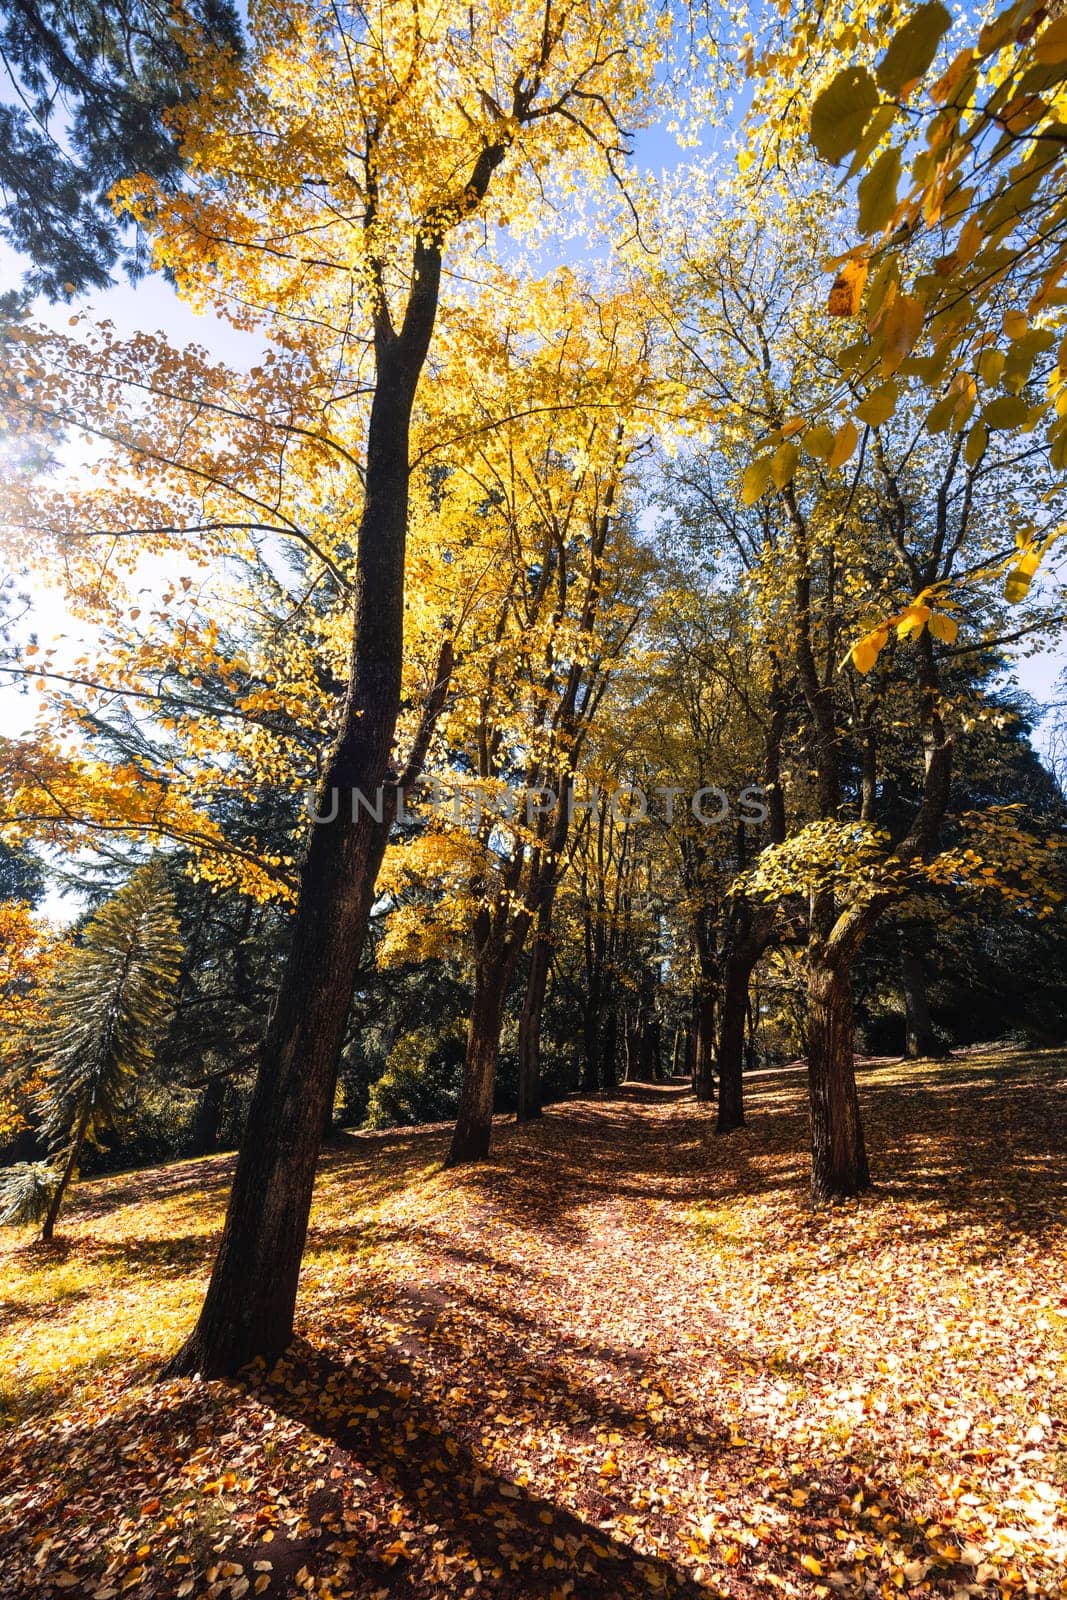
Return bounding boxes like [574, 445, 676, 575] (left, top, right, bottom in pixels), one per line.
[0, 864, 181, 1240]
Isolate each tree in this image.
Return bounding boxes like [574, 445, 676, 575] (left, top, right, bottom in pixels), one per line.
[120, 0, 656, 1374]
[4, 0, 665, 1363]
[375, 286, 649, 1161]
[0, 0, 243, 297]
[748, 0, 1067, 601]
[652, 169, 1062, 1200]
[0, 862, 180, 1240]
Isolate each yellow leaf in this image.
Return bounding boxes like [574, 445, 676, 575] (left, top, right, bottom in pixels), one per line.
[928, 612, 958, 642]
[982, 394, 1028, 429]
[880, 293, 925, 371]
[856, 385, 897, 427]
[771, 441, 800, 488]
[963, 420, 988, 465]
[896, 603, 931, 639]
[800, 1554, 825, 1576]
[1005, 548, 1041, 602]
[858, 147, 902, 235]
[876, 2, 952, 97]
[1035, 14, 1067, 64]
[828, 258, 868, 317]
[803, 425, 835, 460]
[978, 347, 1005, 385]
[829, 419, 858, 467]
[742, 455, 775, 506]
[851, 627, 888, 673]
[930, 47, 974, 104]
[810, 67, 879, 163]
[1003, 310, 1029, 340]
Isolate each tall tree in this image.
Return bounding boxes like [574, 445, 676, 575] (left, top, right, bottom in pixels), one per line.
[0, 862, 180, 1239]
[131, 0, 656, 1374]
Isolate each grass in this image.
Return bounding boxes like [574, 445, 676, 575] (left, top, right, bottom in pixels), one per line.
[0, 1048, 1064, 1598]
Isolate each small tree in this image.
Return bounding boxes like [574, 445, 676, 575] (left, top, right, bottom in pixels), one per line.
[0, 863, 181, 1241]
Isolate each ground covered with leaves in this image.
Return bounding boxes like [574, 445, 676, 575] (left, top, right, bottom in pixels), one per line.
[0, 1049, 1064, 1600]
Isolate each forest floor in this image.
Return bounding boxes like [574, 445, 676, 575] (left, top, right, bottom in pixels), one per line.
[0, 1048, 1065, 1600]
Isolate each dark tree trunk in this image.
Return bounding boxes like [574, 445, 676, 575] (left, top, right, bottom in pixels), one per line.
[446, 945, 512, 1166]
[900, 945, 940, 1059]
[581, 935, 603, 1090]
[41, 1102, 92, 1243]
[581, 1025, 600, 1092]
[517, 912, 552, 1122]
[162, 231, 465, 1379]
[646, 1012, 661, 1082]
[190, 1077, 226, 1156]
[692, 982, 716, 1103]
[806, 953, 870, 1206]
[716, 951, 752, 1134]
[600, 1008, 617, 1089]
[625, 1015, 658, 1082]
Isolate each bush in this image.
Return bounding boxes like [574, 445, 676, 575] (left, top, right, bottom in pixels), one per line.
[365, 1024, 465, 1128]
[0, 1161, 61, 1227]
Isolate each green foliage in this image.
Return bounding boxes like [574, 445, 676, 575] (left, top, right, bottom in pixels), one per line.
[34, 863, 182, 1157]
[0, 1161, 59, 1226]
[365, 1025, 466, 1130]
[16, 862, 183, 1235]
[0, 841, 44, 907]
[0, 0, 243, 296]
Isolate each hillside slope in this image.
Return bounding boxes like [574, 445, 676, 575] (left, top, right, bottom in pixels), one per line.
[0, 1050, 1065, 1598]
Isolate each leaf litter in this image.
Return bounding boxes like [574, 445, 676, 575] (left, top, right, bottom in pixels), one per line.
[0, 1049, 1064, 1599]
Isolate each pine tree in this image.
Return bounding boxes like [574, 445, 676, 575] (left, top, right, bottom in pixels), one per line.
[0, 0, 243, 297]
[0, 863, 181, 1240]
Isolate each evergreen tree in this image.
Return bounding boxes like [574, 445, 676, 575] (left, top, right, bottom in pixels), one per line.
[0, 862, 181, 1239]
[0, 0, 242, 297]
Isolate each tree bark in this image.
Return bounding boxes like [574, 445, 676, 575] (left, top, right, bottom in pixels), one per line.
[716, 951, 751, 1134]
[900, 943, 940, 1059]
[161, 232, 460, 1379]
[41, 1101, 92, 1243]
[190, 1077, 226, 1156]
[806, 949, 870, 1206]
[599, 1008, 618, 1089]
[692, 982, 716, 1103]
[446, 944, 512, 1165]
[517, 907, 552, 1122]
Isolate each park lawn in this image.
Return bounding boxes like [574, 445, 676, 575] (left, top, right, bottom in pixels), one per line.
[0, 1048, 1064, 1599]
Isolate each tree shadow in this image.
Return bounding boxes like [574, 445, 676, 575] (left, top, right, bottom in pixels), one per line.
[234, 1336, 717, 1598]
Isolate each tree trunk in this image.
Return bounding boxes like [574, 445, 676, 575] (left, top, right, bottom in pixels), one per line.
[446, 947, 511, 1165]
[716, 951, 751, 1134]
[517, 914, 551, 1122]
[806, 955, 870, 1206]
[692, 982, 716, 1103]
[41, 1102, 92, 1243]
[599, 1008, 617, 1089]
[900, 944, 940, 1059]
[163, 280, 445, 1379]
[190, 1077, 226, 1156]
[581, 1023, 600, 1092]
